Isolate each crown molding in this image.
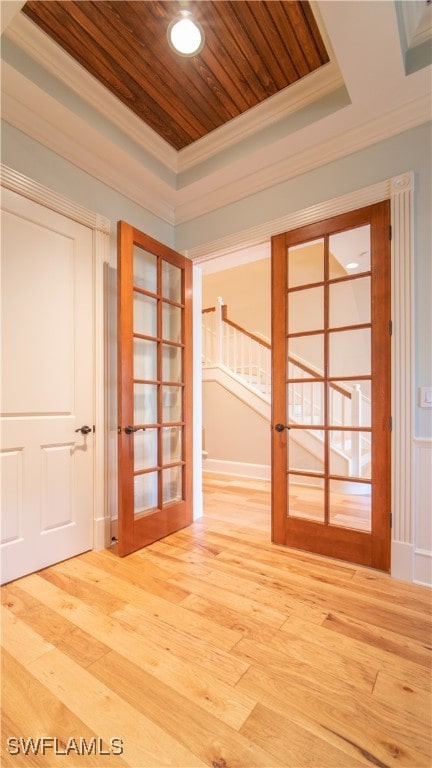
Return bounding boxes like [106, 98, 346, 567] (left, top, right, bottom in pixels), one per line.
[186, 173, 412, 261]
[177, 63, 344, 172]
[1, 62, 176, 225]
[2, 10, 430, 230]
[3, 53, 428, 230]
[4, 13, 178, 173]
[5, 12, 344, 175]
[400, 0, 432, 49]
[175, 95, 430, 224]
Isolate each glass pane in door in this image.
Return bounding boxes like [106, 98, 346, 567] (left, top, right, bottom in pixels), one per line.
[162, 260, 182, 301]
[134, 339, 157, 380]
[287, 382, 324, 425]
[134, 472, 158, 516]
[329, 328, 371, 378]
[328, 381, 371, 428]
[288, 333, 324, 375]
[329, 479, 371, 532]
[134, 429, 158, 472]
[288, 430, 325, 473]
[133, 246, 157, 293]
[162, 302, 182, 343]
[329, 277, 371, 328]
[288, 239, 324, 287]
[288, 474, 324, 522]
[134, 383, 157, 424]
[162, 345, 182, 382]
[329, 431, 371, 479]
[288, 287, 324, 333]
[329, 225, 371, 279]
[163, 466, 182, 505]
[162, 426, 182, 464]
[134, 293, 157, 337]
[162, 385, 182, 422]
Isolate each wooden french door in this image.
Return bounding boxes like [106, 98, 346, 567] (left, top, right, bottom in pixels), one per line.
[117, 221, 193, 556]
[271, 202, 391, 570]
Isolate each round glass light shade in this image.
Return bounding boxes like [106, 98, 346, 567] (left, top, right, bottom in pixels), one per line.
[168, 13, 204, 56]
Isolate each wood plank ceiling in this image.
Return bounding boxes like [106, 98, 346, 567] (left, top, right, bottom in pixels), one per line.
[22, 1, 330, 151]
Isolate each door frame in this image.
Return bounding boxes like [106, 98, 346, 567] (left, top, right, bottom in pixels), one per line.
[190, 172, 414, 582]
[1, 164, 111, 551]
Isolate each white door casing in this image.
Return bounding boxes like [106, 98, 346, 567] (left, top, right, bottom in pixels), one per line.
[1, 175, 109, 583]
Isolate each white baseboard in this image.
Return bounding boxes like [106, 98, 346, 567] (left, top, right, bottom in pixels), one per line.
[203, 459, 271, 480]
[413, 438, 432, 587]
[94, 515, 111, 550]
[391, 540, 413, 583]
[414, 548, 432, 588]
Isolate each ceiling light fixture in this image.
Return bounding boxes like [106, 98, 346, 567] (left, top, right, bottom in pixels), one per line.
[167, 10, 204, 57]
[346, 262, 359, 269]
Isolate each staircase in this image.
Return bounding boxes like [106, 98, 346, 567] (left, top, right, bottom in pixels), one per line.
[202, 297, 371, 478]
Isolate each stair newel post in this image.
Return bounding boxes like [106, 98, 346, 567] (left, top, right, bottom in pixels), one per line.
[215, 296, 224, 366]
[351, 384, 362, 476]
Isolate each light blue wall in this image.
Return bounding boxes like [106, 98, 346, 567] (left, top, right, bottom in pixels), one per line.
[1, 121, 175, 262]
[2, 119, 431, 438]
[177, 122, 432, 439]
[1, 37, 175, 187]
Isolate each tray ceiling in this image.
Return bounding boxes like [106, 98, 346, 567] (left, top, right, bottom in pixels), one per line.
[22, 0, 330, 151]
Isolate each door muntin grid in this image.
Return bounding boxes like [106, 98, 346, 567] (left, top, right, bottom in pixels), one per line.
[132, 246, 185, 516]
[286, 227, 372, 531]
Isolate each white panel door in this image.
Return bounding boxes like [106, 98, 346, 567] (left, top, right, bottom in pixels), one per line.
[1, 188, 94, 584]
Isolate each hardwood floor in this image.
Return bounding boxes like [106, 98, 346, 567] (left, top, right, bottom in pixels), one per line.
[2, 472, 431, 767]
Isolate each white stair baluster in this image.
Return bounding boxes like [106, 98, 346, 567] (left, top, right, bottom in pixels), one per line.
[351, 385, 362, 476]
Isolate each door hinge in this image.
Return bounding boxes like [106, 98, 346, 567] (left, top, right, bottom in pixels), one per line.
[389, 225, 392, 240]
[389, 320, 393, 335]
[390, 513, 393, 528]
[389, 416, 393, 431]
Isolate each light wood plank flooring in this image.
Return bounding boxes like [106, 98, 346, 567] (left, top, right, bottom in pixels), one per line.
[2, 472, 431, 767]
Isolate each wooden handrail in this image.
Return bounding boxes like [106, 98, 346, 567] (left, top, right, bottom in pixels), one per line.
[202, 301, 351, 399]
[288, 357, 351, 399]
[221, 305, 271, 349]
